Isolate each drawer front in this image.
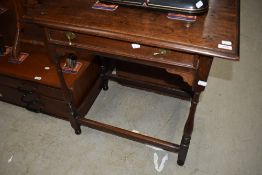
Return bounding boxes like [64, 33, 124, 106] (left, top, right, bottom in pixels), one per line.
[0, 74, 64, 100]
[38, 95, 71, 119]
[0, 84, 71, 119]
[0, 85, 25, 106]
[47, 29, 198, 71]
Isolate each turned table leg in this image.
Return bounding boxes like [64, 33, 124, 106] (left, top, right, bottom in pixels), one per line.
[177, 92, 200, 166]
[67, 103, 82, 135]
[44, 31, 82, 135]
[52, 57, 82, 135]
[100, 57, 109, 91]
[177, 56, 213, 165]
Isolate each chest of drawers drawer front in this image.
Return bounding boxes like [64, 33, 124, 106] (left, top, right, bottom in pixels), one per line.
[0, 84, 71, 119]
[47, 29, 198, 71]
[0, 85, 25, 106]
[0, 56, 99, 106]
[0, 75, 64, 101]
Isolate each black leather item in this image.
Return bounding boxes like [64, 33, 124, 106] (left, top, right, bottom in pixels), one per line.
[100, 0, 209, 14]
[66, 53, 77, 68]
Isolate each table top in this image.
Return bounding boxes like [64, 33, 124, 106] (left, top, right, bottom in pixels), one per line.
[24, 0, 240, 60]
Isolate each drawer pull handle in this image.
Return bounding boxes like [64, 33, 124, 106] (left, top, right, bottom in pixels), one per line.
[65, 32, 76, 46]
[21, 93, 37, 103]
[17, 85, 36, 93]
[26, 101, 43, 113]
[153, 49, 169, 56]
[17, 87, 34, 94]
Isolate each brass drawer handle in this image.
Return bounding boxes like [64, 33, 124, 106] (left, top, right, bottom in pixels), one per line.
[21, 93, 38, 103]
[153, 49, 169, 56]
[65, 32, 76, 45]
[17, 86, 35, 94]
[26, 100, 43, 113]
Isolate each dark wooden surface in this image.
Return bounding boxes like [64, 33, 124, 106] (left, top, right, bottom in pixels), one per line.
[24, 0, 240, 60]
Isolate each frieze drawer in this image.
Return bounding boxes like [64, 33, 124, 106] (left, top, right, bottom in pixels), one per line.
[47, 29, 199, 71]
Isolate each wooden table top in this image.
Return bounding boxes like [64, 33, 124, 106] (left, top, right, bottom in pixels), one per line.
[24, 0, 240, 60]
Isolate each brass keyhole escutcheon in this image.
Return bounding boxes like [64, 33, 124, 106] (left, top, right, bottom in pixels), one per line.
[65, 32, 76, 46]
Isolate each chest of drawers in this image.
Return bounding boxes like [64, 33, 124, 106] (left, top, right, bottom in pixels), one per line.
[0, 44, 101, 120]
